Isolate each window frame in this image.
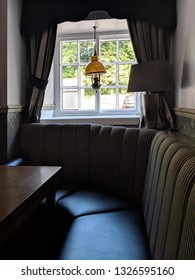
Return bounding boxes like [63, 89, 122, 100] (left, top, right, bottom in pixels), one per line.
[54, 31, 140, 117]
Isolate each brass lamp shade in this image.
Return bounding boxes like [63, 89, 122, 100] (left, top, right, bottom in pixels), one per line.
[85, 55, 107, 75]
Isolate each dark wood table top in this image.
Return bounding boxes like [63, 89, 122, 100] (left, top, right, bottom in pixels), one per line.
[0, 165, 61, 242]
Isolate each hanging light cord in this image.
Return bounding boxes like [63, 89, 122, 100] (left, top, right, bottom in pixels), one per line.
[93, 25, 97, 56]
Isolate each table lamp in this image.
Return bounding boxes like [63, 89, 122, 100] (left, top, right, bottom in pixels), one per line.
[127, 61, 174, 129]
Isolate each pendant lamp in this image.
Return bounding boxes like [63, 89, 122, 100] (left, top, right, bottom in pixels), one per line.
[85, 26, 106, 91]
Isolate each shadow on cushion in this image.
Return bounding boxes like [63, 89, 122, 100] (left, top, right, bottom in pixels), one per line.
[57, 189, 133, 218]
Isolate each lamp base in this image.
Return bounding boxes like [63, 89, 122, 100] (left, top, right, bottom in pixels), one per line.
[142, 93, 159, 129]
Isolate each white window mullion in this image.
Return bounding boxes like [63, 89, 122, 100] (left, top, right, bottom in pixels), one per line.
[78, 40, 81, 110]
[55, 33, 138, 117]
[116, 40, 119, 110]
[59, 41, 63, 111]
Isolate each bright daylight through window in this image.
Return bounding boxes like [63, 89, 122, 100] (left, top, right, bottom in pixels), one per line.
[54, 21, 139, 117]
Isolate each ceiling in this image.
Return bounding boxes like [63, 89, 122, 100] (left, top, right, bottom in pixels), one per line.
[57, 18, 128, 35]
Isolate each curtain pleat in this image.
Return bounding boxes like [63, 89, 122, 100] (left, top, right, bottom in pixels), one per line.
[127, 20, 175, 129]
[25, 25, 57, 122]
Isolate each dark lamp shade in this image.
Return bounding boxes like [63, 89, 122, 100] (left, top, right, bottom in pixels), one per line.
[85, 55, 107, 75]
[127, 61, 174, 92]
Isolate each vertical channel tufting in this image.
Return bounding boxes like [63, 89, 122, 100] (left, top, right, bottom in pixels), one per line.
[20, 123, 45, 165]
[90, 125, 112, 190]
[42, 124, 61, 166]
[74, 124, 91, 184]
[59, 124, 77, 182]
[105, 126, 126, 195]
[178, 182, 195, 259]
[89, 124, 102, 188]
[143, 133, 170, 220]
[163, 157, 195, 259]
[150, 146, 191, 257]
[118, 128, 140, 201]
[88, 125, 124, 193]
[145, 138, 177, 236]
[154, 148, 194, 259]
[20, 124, 157, 203]
[133, 129, 157, 206]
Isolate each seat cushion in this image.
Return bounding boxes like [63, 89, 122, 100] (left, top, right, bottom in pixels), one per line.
[57, 190, 132, 218]
[55, 184, 82, 201]
[57, 209, 151, 260]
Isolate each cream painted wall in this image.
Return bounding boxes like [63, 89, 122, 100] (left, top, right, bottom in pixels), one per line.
[174, 0, 195, 109]
[0, 0, 7, 108]
[7, 0, 26, 108]
[0, 0, 25, 111]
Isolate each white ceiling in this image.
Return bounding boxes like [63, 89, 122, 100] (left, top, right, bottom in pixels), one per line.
[57, 18, 128, 35]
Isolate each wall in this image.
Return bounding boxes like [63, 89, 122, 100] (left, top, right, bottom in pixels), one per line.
[7, 0, 26, 108]
[0, 0, 7, 108]
[173, 0, 195, 139]
[0, 0, 26, 163]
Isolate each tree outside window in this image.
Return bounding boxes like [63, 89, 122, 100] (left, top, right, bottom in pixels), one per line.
[57, 35, 138, 115]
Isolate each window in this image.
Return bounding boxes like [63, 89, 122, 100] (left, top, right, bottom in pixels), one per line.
[54, 32, 139, 116]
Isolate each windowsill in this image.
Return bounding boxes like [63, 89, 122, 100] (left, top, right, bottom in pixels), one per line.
[40, 115, 140, 126]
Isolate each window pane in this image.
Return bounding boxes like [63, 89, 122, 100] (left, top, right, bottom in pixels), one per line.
[80, 41, 94, 62]
[119, 64, 131, 85]
[80, 65, 92, 87]
[119, 40, 135, 61]
[57, 36, 138, 115]
[61, 42, 77, 63]
[62, 66, 78, 86]
[100, 88, 116, 110]
[81, 88, 95, 110]
[62, 89, 78, 110]
[120, 90, 136, 110]
[101, 65, 116, 86]
[100, 41, 116, 62]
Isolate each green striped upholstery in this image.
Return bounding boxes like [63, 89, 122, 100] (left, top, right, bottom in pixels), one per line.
[143, 131, 195, 260]
[150, 147, 192, 257]
[163, 157, 195, 259]
[144, 138, 177, 226]
[178, 182, 195, 259]
[142, 132, 170, 216]
[20, 124, 156, 205]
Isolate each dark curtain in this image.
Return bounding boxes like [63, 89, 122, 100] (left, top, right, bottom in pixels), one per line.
[127, 20, 175, 129]
[25, 25, 57, 122]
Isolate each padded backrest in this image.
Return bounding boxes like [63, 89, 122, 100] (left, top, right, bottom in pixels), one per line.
[20, 123, 156, 204]
[152, 147, 193, 259]
[177, 182, 195, 259]
[163, 157, 195, 259]
[143, 134, 176, 224]
[143, 131, 195, 260]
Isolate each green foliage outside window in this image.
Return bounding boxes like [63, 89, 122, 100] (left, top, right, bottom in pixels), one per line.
[61, 38, 135, 96]
[61, 42, 77, 63]
[101, 41, 116, 62]
[119, 40, 135, 61]
[80, 41, 94, 62]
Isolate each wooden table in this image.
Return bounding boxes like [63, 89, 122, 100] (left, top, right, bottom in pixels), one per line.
[0, 165, 61, 244]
